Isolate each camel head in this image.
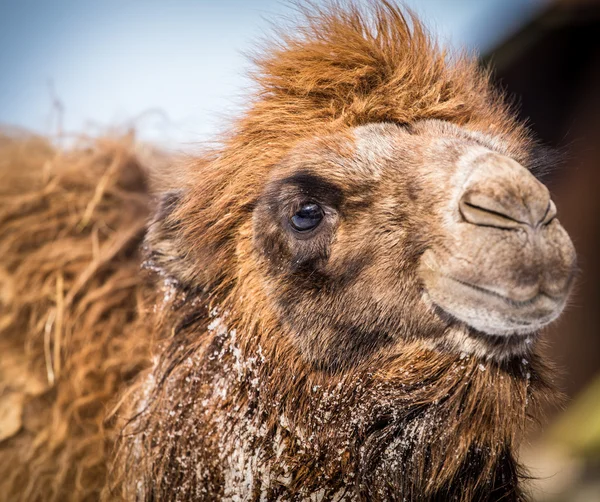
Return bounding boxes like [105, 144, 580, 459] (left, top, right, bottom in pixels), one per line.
[145, 2, 576, 371]
[251, 120, 576, 368]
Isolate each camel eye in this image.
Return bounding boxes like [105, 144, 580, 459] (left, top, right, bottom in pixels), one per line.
[290, 203, 324, 232]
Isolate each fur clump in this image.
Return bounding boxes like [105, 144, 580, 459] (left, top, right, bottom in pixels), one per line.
[117, 305, 554, 500]
[0, 131, 153, 501]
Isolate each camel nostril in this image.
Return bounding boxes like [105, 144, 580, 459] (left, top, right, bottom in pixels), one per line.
[542, 199, 557, 225]
[457, 152, 555, 230]
[459, 191, 529, 230]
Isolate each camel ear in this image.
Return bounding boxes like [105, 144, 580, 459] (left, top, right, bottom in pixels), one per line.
[143, 190, 189, 285]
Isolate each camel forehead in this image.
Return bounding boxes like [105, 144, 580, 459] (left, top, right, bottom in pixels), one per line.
[275, 120, 512, 194]
[352, 122, 404, 178]
[350, 122, 517, 183]
[276, 122, 404, 185]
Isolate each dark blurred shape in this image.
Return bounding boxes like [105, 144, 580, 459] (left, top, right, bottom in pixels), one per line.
[485, 0, 600, 400]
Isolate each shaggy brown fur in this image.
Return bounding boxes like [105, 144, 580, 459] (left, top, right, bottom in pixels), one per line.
[0, 2, 574, 501]
[0, 132, 154, 501]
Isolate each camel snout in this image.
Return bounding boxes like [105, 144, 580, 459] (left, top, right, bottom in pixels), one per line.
[459, 153, 555, 230]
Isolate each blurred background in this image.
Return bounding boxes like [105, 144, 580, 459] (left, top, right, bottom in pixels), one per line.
[0, 0, 598, 500]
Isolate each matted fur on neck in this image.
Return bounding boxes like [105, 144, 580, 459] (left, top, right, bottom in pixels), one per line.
[111, 282, 554, 502]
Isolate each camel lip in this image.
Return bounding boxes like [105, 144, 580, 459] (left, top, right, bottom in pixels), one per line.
[430, 300, 541, 339]
[445, 276, 565, 309]
[422, 274, 568, 339]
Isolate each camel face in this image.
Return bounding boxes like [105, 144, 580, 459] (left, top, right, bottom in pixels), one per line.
[253, 120, 576, 366]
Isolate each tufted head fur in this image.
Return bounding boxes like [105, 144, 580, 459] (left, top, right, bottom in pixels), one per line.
[120, 1, 576, 500]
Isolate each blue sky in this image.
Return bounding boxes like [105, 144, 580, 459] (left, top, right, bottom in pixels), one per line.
[0, 0, 547, 149]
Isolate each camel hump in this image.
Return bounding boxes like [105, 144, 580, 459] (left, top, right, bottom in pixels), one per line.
[0, 131, 157, 501]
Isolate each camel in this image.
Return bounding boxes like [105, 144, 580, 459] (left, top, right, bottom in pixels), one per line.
[0, 2, 576, 501]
